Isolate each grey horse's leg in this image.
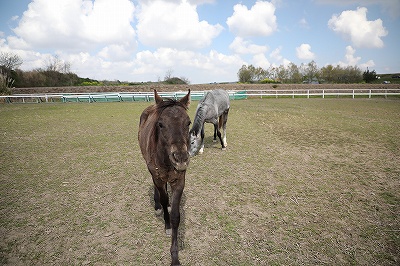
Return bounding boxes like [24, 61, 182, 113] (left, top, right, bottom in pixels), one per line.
[199, 125, 205, 154]
[221, 108, 229, 148]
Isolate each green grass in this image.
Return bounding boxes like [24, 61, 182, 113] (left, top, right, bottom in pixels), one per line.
[1, 98, 399, 265]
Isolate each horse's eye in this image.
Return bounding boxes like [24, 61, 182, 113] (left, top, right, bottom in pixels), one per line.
[158, 122, 164, 128]
[187, 121, 191, 127]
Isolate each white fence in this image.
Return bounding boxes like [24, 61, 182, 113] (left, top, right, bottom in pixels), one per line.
[1, 89, 399, 103]
[244, 89, 400, 99]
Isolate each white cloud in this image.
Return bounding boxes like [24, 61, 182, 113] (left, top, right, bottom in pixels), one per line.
[132, 48, 244, 83]
[229, 37, 268, 55]
[299, 18, 309, 29]
[359, 60, 375, 70]
[226, 1, 277, 37]
[315, 0, 400, 18]
[270, 47, 283, 62]
[98, 43, 136, 62]
[336, 45, 375, 69]
[343, 45, 360, 65]
[269, 46, 290, 66]
[328, 7, 388, 48]
[12, 0, 136, 52]
[136, 0, 222, 50]
[6, 36, 30, 50]
[187, 0, 215, 4]
[252, 53, 271, 69]
[296, 43, 315, 60]
[139, 0, 215, 5]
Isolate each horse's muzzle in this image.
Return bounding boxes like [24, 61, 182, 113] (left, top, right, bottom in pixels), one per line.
[170, 150, 190, 171]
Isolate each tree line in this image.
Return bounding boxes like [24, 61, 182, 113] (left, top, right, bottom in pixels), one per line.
[237, 61, 377, 84]
[1, 51, 380, 95]
[0, 52, 84, 94]
[0, 52, 191, 94]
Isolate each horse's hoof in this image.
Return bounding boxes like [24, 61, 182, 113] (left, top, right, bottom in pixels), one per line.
[155, 209, 163, 216]
[222, 147, 227, 151]
[166, 229, 172, 237]
[213, 139, 217, 143]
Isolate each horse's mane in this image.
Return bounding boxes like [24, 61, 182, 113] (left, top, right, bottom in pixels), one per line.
[190, 101, 207, 135]
[156, 98, 188, 113]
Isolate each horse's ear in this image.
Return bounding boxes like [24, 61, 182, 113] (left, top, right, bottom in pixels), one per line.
[154, 90, 163, 104]
[179, 89, 191, 108]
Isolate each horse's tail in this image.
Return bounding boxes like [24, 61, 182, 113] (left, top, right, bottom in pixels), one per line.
[218, 108, 229, 129]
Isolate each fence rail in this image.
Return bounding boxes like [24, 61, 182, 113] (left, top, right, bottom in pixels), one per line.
[1, 89, 399, 103]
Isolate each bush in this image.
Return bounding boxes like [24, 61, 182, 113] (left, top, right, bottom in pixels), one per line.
[260, 78, 280, 84]
[363, 68, 378, 83]
[164, 77, 188, 85]
[79, 81, 102, 86]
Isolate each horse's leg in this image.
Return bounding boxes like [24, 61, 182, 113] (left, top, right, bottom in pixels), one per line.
[213, 123, 217, 142]
[214, 119, 225, 150]
[221, 109, 229, 148]
[154, 184, 169, 215]
[199, 125, 205, 154]
[154, 186, 163, 215]
[169, 176, 185, 266]
[153, 178, 171, 235]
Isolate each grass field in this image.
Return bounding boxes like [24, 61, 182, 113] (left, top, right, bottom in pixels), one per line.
[1, 98, 399, 265]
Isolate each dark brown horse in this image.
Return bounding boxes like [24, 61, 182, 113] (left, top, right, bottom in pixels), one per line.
[138, 89, 191, 266]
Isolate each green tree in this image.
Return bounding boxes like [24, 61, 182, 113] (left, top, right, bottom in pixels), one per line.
[287, 62, 302, 83]
[237, 65, 253, 83]
[363, 68, 377, 83]
[304, 60, 319, 83]
[320, 64, 335, 83]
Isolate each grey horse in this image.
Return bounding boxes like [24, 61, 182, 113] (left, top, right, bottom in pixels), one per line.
[189, 89, 230, 156]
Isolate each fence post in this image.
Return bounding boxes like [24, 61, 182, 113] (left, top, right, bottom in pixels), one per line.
[352, 90, 355, 99]
[322, 90, 324, 99]
[307, 90, 309, 99]
[369, 90, 371, 99]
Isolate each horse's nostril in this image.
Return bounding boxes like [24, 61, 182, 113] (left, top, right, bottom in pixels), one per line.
[173, 151, 189, 163]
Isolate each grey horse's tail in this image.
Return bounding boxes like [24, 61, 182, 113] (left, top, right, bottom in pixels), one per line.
[218, 108, 229, 129]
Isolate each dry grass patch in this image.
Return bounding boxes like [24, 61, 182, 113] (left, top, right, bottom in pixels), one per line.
[1, 98, 399, 265]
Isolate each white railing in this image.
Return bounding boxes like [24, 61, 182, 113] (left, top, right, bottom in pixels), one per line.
[1, 89, 399, 103]
[243, 89, 400, 99]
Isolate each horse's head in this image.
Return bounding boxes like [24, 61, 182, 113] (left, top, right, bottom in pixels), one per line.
[188, 130, 202, 157]
[154, 90, 191, 171]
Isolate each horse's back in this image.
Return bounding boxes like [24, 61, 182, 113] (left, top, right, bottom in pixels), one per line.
[138, 105, 156, 161]
[210, 89, 230, 114]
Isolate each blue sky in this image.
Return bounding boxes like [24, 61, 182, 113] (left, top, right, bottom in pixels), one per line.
[0, 0, 399, 84]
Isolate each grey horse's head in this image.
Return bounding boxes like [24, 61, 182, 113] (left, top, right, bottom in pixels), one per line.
[189, 130, 202, 157]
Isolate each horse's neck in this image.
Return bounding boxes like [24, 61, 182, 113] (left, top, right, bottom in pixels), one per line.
[192, 104, 208, 134]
